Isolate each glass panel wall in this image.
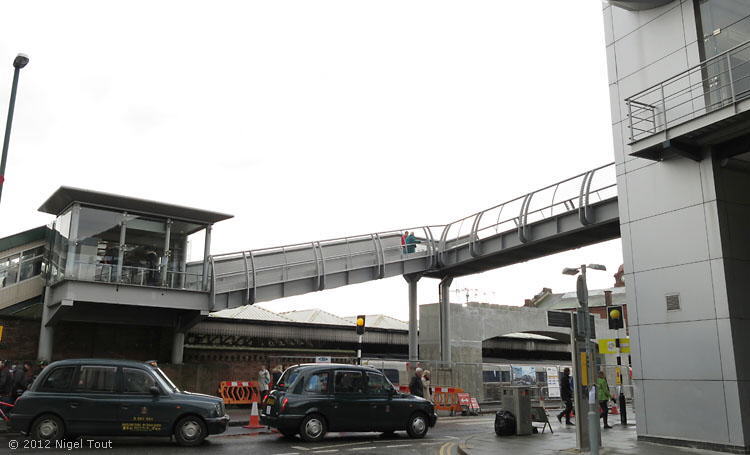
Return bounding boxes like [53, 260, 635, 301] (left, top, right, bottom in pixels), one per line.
[49, 210, 72, 283]
[47, 204, 207, 290]
[0, 245, 46, 288]
[699, 1, 750, 106]
[122, 214, 166, 286]
[74, 207, 124, 283]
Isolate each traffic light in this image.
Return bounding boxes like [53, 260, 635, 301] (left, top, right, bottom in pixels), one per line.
[355, 315, 366, 335]
[608, 306, 624, 330]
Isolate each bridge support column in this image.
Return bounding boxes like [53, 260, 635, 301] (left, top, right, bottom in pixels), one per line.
[37, 287, 54, 362]
[171, 331, 185, 365]
[439, 276, 453, 365]
[404, 274, 421, 362]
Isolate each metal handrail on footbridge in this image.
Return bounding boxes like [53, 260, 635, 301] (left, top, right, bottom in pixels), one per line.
[209, 225, 441, 306]
[436, 162, 616, 266]
[207, 162, 616, 304]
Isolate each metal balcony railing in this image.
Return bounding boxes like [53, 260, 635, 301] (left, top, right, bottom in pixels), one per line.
[436, 163, 616, 266]
[626, 39, 750, 143]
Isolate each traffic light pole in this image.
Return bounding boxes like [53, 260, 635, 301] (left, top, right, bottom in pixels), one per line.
[579, 266, 601, 455]
[357, 335, 362, 365]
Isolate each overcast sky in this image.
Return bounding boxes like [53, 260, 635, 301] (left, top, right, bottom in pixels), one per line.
[0, 1, 620, 320]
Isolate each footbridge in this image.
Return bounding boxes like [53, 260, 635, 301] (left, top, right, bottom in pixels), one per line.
[205, 162, 618, 310]
[201, 163, 619, 362]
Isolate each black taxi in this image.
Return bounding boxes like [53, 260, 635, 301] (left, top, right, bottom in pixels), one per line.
[10, 359, 229, 446]
[260, 364, 437, 441]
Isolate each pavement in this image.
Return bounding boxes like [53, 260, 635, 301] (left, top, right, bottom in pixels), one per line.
[457, 416, 729, 455]
[0, 407, 735, 454]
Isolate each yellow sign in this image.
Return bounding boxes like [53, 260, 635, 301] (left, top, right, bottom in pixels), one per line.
[356, 317, 364, 326]
[618, 337, 630, 354]
[598, 337, 630, 354]
[580, 352, 588, 386]
[0, 325, 3, 342]
[615, 367, 622, 385]
[598, 339, 618, 354]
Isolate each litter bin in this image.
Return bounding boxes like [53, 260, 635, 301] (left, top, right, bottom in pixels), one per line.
[500, 386, 532, 436]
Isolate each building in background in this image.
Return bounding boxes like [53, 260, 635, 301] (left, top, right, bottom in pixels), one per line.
[604, 1, 750, 451]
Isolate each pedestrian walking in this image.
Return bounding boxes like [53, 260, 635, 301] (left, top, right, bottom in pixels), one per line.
[557, 367, 574, 425]
[421, 370, 432, 402]
[271, 365, 283, 389]
[258, 365, 271, 400]
[409, 367, 424, 397]
[401, 231, 408, 253]
[405, 232, 421, 254]
[597, 370, 613, 429]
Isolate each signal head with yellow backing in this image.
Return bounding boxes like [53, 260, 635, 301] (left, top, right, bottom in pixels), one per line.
[356, 315, 366, 335]
[607, 305, 624, 330]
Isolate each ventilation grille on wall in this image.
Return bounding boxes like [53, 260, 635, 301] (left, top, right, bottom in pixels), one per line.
[666, 294, 681, 311]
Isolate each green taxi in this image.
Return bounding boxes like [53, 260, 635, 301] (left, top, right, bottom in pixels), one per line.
[261, 364, 437, 441]
[10, 359, 229, 446]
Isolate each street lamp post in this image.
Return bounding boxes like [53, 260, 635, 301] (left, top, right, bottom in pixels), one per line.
[563, 263, 606, 455]
[0, 53, 30, 206]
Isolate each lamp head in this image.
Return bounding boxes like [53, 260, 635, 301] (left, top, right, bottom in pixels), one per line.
[588, 264, 607, 271]
[13, 53, 29, 69]
[562, 267, 580, 276]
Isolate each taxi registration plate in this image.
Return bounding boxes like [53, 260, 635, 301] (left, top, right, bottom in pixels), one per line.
[266, 397, 275, 405]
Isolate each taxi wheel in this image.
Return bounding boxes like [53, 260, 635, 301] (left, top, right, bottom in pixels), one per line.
[30, 414, 65, 441]
[299, 414, 327, 442]
[406, 412, 428, 439]
[174, 416, 207, 447]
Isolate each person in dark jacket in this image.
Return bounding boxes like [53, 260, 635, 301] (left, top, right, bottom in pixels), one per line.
[271, 365, 283, 389]
[11, 362, 33, 402]
[405, 232, 421, 254]
[409, 368, 424, 397]
[557, 367, 574, 425]
[0, 361, 12, 409]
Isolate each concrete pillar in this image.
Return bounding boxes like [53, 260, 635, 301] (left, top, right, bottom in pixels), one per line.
[171, 331, 185, 365]
[439, 276, 453, 364]
[37, 287, 54, 362]
[201, 224, 213, 290]
[404, 274, 421, 362]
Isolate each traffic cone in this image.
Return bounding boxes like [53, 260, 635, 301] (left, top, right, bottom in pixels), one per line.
[244, 402, 265, 429]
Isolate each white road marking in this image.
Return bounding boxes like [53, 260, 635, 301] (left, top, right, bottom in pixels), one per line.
[348, 448, 376, 451]
[384, 444, 411, 448]
[312, 450, 339, 453]
[273, 453, 301, 455]
[292, 446, 311, 451]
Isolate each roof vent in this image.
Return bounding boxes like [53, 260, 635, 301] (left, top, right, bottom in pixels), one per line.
[666, 294, 681, 311]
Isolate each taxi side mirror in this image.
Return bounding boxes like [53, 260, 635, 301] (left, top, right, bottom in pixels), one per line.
[149, 386, 160, 396]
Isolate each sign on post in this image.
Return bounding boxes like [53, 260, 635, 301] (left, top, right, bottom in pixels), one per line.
[547, 311, 572, 328]
[546, 366, 561, 398]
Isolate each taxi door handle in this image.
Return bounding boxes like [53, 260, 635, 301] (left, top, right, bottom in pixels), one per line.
[120, 405, 129, 410]
[68, 402, 80, 409]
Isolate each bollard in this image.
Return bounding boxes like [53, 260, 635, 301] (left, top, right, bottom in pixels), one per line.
[619, 391, 627, 426]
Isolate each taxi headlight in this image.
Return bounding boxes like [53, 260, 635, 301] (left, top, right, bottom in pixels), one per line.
[214, 402, 224, 417]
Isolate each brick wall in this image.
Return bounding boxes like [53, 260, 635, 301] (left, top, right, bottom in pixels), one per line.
[0, 317, 40, 361]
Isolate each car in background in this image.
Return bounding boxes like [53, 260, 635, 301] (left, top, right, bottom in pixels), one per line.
[260, 364, 437, 441]
[10, 359, 229, 446]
